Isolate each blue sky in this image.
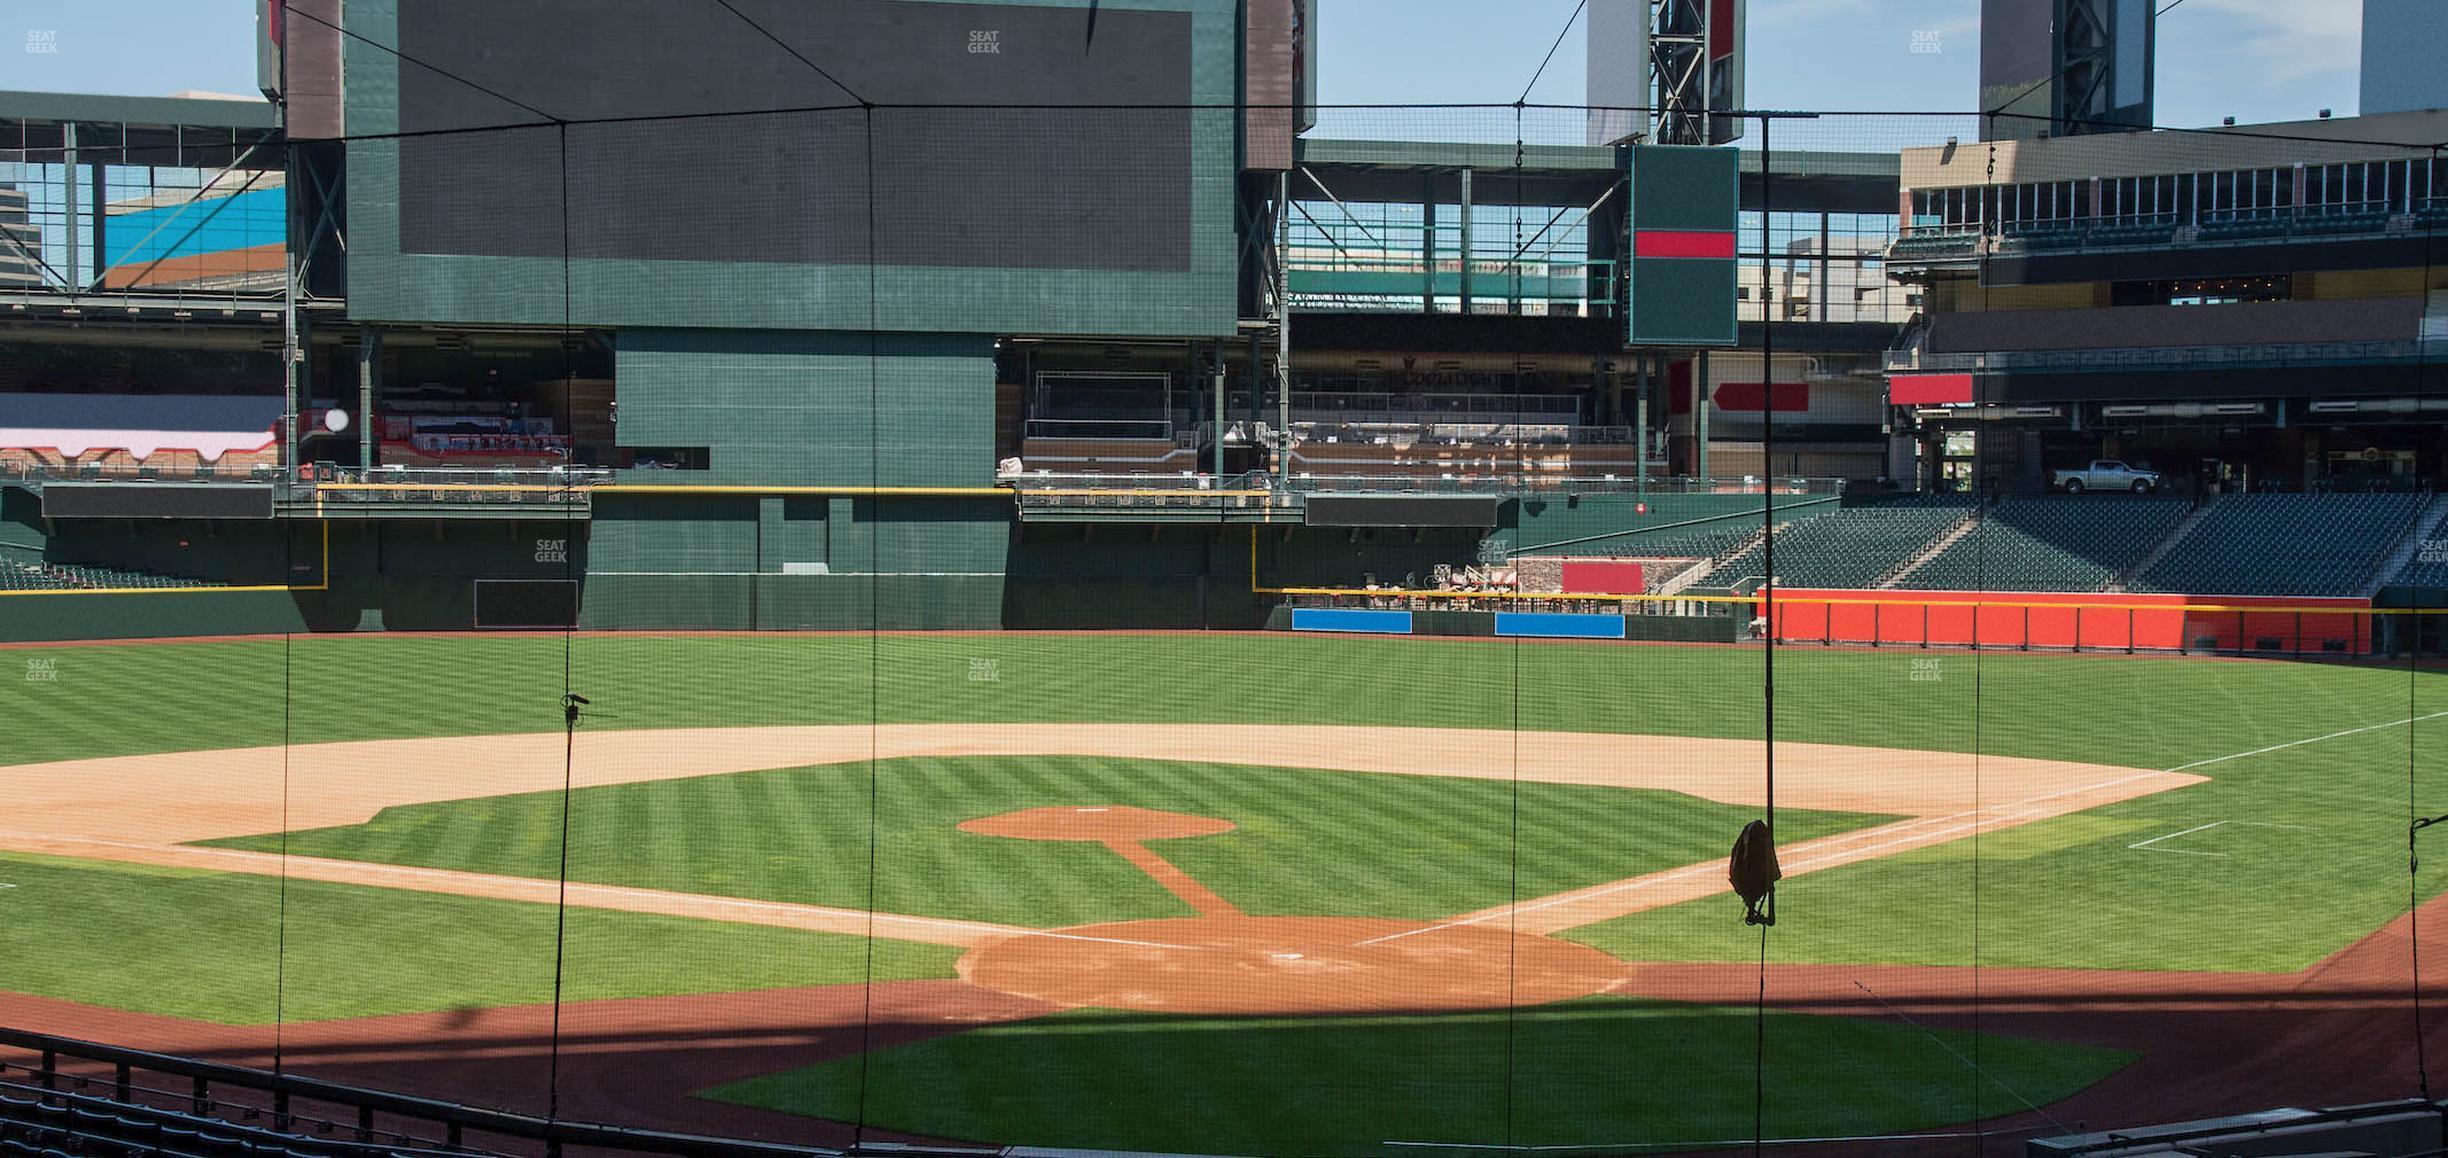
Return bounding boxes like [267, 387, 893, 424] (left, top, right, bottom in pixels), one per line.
[3, 0, 2368, 134]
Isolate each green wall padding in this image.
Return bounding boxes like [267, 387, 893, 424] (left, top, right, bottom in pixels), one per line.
[611, 330, 998, 489]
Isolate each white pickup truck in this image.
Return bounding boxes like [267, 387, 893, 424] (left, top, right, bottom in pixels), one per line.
[2051, 459, 2163, 494]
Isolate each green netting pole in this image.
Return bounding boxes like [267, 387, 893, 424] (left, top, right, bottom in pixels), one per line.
[1276, 170, 1293, 493]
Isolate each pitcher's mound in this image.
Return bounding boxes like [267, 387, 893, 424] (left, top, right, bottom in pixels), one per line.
[961, 916, 1627, 1015]
[959, 806, 1236, 843]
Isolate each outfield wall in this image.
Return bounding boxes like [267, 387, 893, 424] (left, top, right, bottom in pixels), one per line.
[0, 514, 1479, 637]
[1768, 588, 2377, 654]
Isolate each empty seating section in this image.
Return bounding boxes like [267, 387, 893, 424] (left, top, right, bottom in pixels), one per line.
[2389, 505, 2448, 586]
[1700, 501, 1973, 589]
[2195, 216, 2290, 242]
[1957, 211, 2393, 260]
[1016, 438, 1197, 472]
[2136, 494, 2427, 596]
[2293, 210, 2393, 237]
[1570, 522, 1766, 563]
[1890, 233, 1976, 260]
[0, 563, 76, 591]
[2397, 557, 2448, 588]
[1899, 498, 2190, 592]
[0, 1080, 445, 1158]
[1511, 493, 2433, 597]
[0, 546, 213, 591]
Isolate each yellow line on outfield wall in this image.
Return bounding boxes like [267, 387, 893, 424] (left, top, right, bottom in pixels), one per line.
[1018, 488, 1283, 499]
[1269, 585, 2448, 616]
[595, 484, 1011, 497]
[317, 483, 577, 494]
[0, 583, 300, 598]
[311, 483, 1014, 497]
[319, 482, 1296, 501]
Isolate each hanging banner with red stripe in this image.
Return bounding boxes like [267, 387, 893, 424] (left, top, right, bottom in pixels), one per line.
[1626, 145, 1740, 347]
[1888, 373, 1975, 405]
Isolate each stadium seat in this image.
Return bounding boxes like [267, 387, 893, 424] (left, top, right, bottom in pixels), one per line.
[1700, 500, 1974, 588]
[1560, 522, 1773, 565]
[1897, 497, 2190, 592]
[2135, 494, 2429, 596]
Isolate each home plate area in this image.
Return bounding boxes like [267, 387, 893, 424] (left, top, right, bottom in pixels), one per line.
[954, 805, 1628, 1015]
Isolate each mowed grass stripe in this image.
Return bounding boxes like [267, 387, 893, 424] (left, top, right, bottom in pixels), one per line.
[0, 851, 959, 1025]
[17, 633, 2448, 971]
[1574, 720, 2448, 973]
[205, 755, 1886, 929]
[702, 998, 2135, 1157]
[3, 633, 2438, 771]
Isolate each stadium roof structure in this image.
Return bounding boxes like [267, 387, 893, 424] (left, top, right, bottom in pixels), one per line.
[1293, 137, 1899, 214]
[0, 88, 279, 132]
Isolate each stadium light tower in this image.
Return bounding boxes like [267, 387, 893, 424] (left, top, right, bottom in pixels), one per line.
[1650, 0, 1743, 145]
[1979, 0, 2154, 140]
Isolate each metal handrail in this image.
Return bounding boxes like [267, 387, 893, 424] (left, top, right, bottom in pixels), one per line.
[1886, 338, 2447, 374]
[0, 1025, 896, 1158]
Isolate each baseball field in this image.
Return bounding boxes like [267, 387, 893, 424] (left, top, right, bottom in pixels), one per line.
[4, 629, 2445, 1155]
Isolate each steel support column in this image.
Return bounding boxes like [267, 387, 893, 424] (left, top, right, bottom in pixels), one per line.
[1277, 170, 1293, 490]
[1695, 349, 1710, 481]
[358, 326, 380, 469]
[1635, 355, 1651, 495]
[61, 122, 79, 292]
[1458, 167, 1474, 315]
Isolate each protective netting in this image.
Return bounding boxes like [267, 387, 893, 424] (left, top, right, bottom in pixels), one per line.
[3, 5, 2448, 1158]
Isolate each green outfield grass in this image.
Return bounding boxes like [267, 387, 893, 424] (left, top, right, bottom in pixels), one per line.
[1572, 716, 2448, 973]
[204, 756, 1887, 927]
[0, 851, 959, 1024]
[9, 633, 2445, 977]
[1, 631, 2433, 1154]
[8, 633, 2440, 772]
[703, 997, 2136, 1156]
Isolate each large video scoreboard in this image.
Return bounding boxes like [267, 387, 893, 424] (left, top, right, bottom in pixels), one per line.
[343, 0, 1238, 336]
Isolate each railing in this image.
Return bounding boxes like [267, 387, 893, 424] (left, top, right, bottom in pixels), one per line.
[12, 458, 1838, 508]
[1020, 418, 1180, 441]
[1008, 471, 1841, 499]
[1277, 473, 1838, 495]
[1008, 469, 1288, 513]
[1885, 338, 2446, 375]
[1287, 422, 1639, 446]
[1891, 206, 2411, 264]
[304, 465, 609, 509]
[0, 1026, 893, 1158]
[0, 461, 283, 487]
[1280, 589, 1743, 616]
[1289, 392, 1581, 416]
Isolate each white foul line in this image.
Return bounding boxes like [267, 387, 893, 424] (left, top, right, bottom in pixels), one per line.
[2128, 819, 2230, 856]
[1373, 710, 2448, 946]
[0, 832, 1197, 951]
[2127, 819, 2311, 857]
[1354, 767, 2182, 947]
[2166, 710, 2448, 773]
